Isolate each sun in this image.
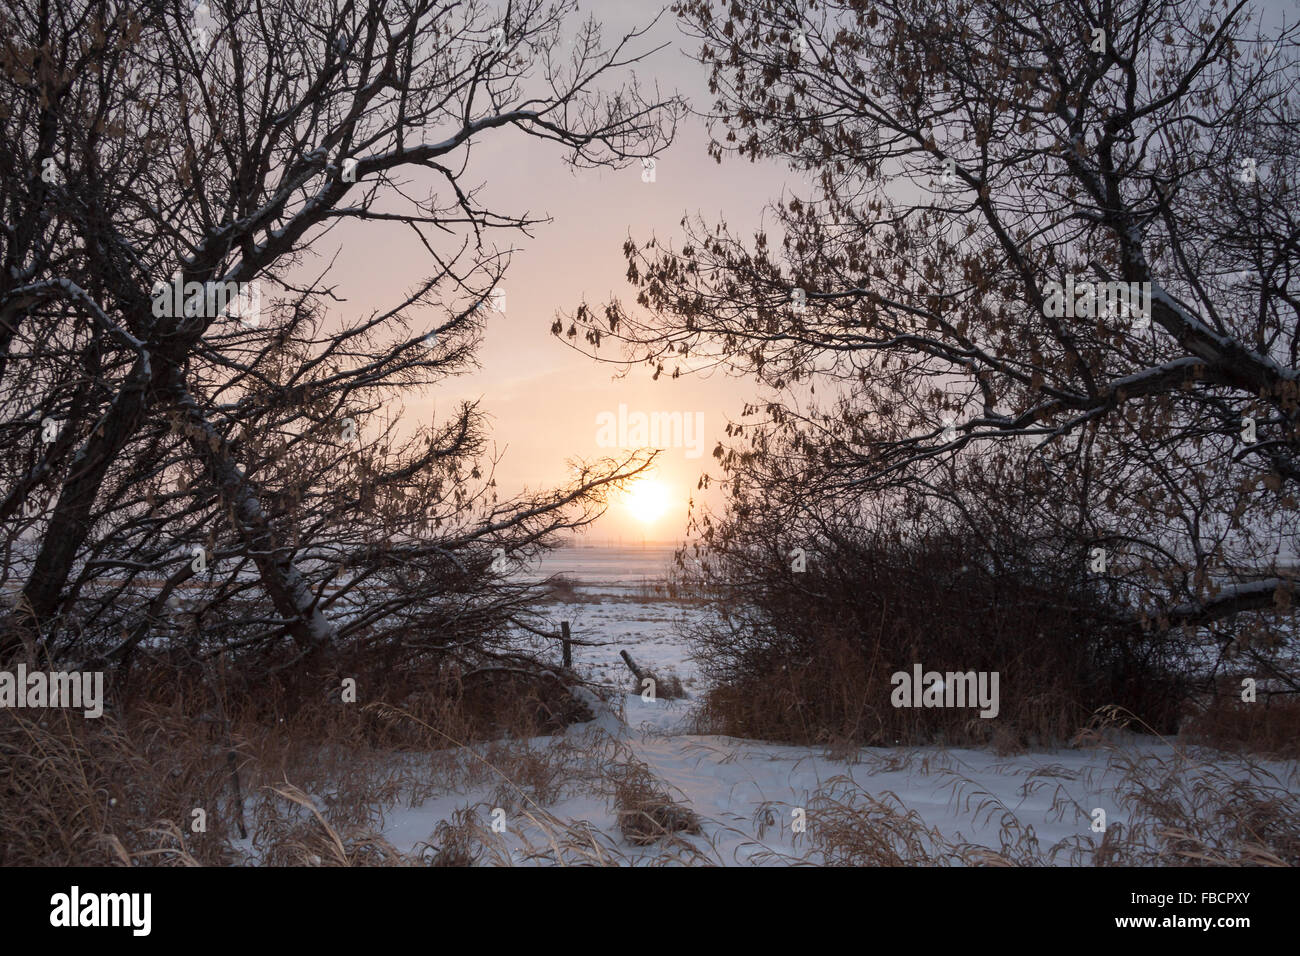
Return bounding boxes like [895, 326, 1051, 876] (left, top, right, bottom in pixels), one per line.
[624, 479, 671, 525]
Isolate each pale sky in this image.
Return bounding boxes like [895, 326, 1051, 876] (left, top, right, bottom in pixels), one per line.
[313, 2, 796, 541]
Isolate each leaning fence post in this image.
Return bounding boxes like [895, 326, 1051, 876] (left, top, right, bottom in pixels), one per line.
[619, 649, 645, 682]
[561, 620, 572, 669]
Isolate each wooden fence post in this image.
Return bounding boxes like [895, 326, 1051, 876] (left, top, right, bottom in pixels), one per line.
[619, 649, 645, 682]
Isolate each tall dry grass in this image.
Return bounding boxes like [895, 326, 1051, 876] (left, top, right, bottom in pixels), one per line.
[0, 636, 602, 866]
[4, 643, 1296, 867]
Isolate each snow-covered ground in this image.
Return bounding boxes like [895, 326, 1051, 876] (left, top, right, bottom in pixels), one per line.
[350, 546, 1300, 865]
[511, 543, 708, 694]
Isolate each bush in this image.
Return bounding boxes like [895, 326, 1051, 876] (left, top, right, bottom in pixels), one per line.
[687, 528, 1189, 747]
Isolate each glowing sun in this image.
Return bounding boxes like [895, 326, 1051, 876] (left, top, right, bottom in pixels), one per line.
[624, 479, 671, 525]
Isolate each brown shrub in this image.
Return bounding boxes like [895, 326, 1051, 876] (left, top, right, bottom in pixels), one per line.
[687, 531, 1190, 748]
[612, 762, 702, 846]
[1178, 687, 1300, 759]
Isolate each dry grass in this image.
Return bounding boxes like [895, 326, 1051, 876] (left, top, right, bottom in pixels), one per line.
[0, 637, 608, 867]
[737, 746, 1300, 867]
[8, 697, 1296, 866]
[611, 760, 702, 846]
[1071, 710, 1300, 866]
[1178, 688, 1300, 759]
[0, 642, 717, 867]
[0, 705, 238, 866]
[4, 644, 1296, 867]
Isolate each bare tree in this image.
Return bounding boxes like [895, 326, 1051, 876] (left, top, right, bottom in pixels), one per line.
[0, 0, 681, 672]
[561, 0, 1300, 675]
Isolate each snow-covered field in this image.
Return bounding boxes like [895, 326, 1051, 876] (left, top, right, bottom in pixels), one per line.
[334, 546, 1300, 865]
